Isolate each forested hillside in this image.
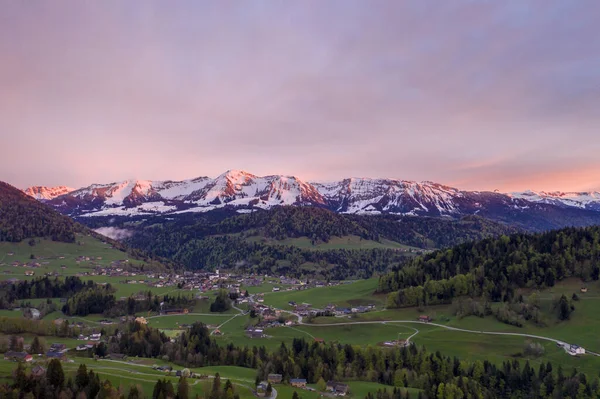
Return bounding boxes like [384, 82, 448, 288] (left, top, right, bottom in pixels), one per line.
[378, 226, 600, 307]
[0, 181, 81, 242]
[123, 207, 517, 277]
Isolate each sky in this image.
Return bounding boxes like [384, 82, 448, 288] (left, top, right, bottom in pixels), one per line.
[1, 1, 599, 193]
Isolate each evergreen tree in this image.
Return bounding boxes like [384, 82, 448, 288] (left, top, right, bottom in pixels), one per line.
[47, 359, 65, 389]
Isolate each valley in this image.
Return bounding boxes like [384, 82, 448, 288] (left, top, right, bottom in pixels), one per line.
[2, 179, 600, 398]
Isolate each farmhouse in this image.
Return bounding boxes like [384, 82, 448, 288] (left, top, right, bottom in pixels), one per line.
[49, 343, 67, 353]
[568, 344, 586, 355]
[290, 378, 307, 388]
[46, 351, 67, 360]
[246, 328, 264, 339]
[327, 381, 350, 396]
[4, 351, 33, 362]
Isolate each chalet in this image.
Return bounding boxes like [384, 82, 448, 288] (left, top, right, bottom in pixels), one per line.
[327, 381, 350, 396]
[418, 315, 432, 323]
[290, 378, 307, 388]
[267, 374, 282, 384]
[213, 329, 222, 336]
[4, 351, 32, 362]
[31, 365, 46, 378]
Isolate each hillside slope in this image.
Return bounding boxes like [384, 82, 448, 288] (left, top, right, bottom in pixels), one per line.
[0, 181, 81, 242]
[122, 207, 518, 278]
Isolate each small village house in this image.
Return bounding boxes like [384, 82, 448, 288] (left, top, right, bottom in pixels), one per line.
[290, 378, 307, 388]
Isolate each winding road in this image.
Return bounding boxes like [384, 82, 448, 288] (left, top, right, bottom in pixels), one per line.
[277, 307, 599, 357]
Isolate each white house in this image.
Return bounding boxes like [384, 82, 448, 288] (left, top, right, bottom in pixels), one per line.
[569, 344, 585, 355]
[90, 333, 101, 341]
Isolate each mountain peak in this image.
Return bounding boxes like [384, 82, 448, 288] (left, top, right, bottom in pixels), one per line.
[23, 186, 75, 200]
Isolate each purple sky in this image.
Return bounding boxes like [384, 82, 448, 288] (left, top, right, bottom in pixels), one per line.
[1, 1, 599, 192]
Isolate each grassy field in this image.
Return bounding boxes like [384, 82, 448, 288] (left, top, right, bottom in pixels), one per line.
[262, 278, 386, 309]
[0, 234, 195, 299]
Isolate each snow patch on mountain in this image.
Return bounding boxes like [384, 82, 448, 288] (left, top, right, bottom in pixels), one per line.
[23, 186, 75, 200]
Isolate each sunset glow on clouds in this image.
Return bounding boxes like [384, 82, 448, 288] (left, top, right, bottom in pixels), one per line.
[1, 1, 599, 192]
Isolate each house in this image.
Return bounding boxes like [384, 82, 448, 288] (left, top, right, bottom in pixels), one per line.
[30, 308, 41, 319]
[246, 328, 264, 339]
[4, 351, 32, 362]
[90, 333, 101, 341]
[581, 287, 588, 293]
[418, 315, 432, 323]
[76, 345, 88, 351]
[569, 344, 586, 355]
[326, 381, 350, 396]
[267, 374, 282, 384]
[31, 365, 46, 378]
[213, 329, 222, 336]
[290, 379, 307, 388]
[49, 343, 67, 353]
[314, 337, 325, 343]
[24, 270, 35, 276]
[256, 382, 268, 397]
[46, 351, 66, 360]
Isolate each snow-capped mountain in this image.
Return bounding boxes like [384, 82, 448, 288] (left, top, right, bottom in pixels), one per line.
[23, 186, 75, 200]
[510, 190, 600, 211]
[23, 171, 600, 229]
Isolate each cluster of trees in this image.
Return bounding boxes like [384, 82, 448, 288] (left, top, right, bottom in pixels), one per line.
[105, 292, 195, 318]
[202, 374, 240, 399]
[379, 227, 600, 307]
[210, 290, 232, 312]
[61, 285, 116, 316]
[0, 181, 80, 242]
[1, 276, 91, 303]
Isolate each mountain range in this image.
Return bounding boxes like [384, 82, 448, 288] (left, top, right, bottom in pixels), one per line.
[21, 170, 600, 231]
